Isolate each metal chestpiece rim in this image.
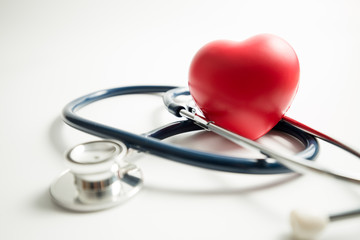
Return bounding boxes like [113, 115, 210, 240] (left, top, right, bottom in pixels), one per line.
[49, 140, 143, 212]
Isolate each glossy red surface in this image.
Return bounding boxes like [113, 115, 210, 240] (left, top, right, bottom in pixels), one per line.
[189, 34, 300, 140]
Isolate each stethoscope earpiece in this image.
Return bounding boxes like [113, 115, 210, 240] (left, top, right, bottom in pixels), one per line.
[290, 207, 360, 239]
[290, 209, 329, 239]
[50, 140, 143, 212]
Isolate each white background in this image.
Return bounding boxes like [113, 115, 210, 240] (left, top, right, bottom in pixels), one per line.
[1, 0, 360, 239]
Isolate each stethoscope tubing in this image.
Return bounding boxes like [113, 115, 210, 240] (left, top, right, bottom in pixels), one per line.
[59, 85, 360, 236]
[62, 85, 319, 174]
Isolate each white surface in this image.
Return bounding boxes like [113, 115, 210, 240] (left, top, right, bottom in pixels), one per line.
[1, 0, 360, 239]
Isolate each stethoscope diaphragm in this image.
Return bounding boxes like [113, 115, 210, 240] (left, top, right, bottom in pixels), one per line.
[49, 140, 143, 212]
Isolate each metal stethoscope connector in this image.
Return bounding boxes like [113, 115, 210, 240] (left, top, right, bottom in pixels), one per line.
[50, 140, 143, 212]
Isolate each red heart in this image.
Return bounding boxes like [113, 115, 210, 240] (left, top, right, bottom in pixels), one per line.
[188, 34, 300, 140]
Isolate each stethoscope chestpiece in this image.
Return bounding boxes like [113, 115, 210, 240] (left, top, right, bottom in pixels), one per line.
[49, 140, 143, 212]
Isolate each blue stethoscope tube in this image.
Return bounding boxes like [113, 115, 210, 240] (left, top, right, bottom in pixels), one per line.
[62, 85, 319, 174]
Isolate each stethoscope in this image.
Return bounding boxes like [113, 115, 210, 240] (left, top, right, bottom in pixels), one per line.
[50, 85, 359, 239]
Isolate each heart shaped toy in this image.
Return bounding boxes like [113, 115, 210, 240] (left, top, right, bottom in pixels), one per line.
[188, 34, 300, 140]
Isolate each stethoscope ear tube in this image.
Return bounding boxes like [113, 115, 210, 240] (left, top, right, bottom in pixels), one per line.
[179, 106, 360, 183]
[163, 87, 360, 183]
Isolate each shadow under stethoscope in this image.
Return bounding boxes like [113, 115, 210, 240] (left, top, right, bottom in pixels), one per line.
[143, 173, 301, 197]
[48, 116, 70, 156]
